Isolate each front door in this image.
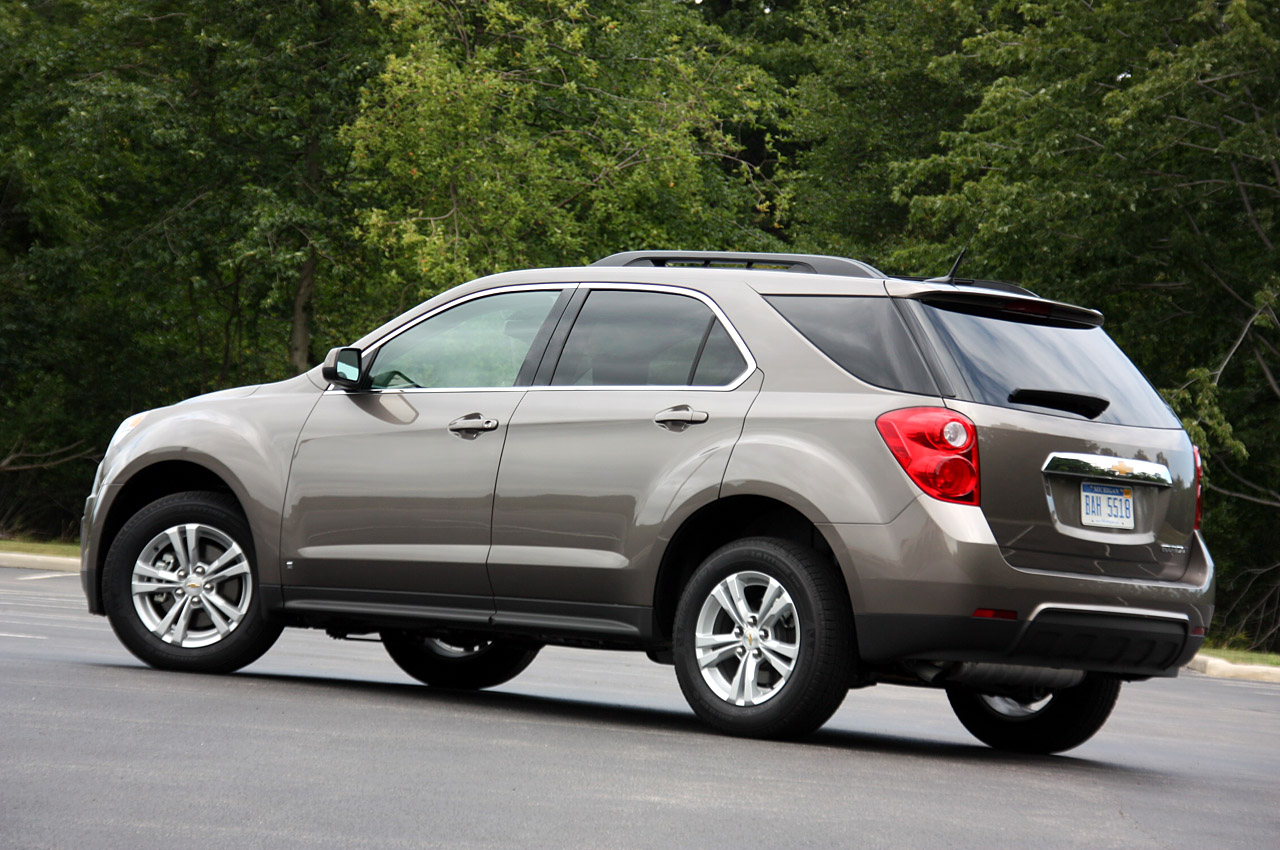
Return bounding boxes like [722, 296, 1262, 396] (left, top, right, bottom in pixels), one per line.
[280, 288, 567, 612]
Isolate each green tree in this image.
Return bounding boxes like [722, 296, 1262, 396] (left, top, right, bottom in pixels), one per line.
[344, 0, 783, 300]
[780, 0, 990, 264]
[1, 0, 387, 533]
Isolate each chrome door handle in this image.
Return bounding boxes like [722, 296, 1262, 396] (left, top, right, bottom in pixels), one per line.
[448, 413, 500, 438]
[653, 405, 709, 431]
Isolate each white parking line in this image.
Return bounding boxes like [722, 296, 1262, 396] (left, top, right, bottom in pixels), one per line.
[0, 613, 106, 630]
[0, 631, 47, 639]
[16, 572, 79, 580]
[0, 598, 87, 610]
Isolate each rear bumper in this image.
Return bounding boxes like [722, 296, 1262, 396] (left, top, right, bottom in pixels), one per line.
[822, 497, 1213, 678]
[855, 608, 1199, 678]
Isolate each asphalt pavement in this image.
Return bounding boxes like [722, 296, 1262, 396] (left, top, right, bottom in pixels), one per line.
[6, 549, 1277, 683]
[2, 564, 1278, 850]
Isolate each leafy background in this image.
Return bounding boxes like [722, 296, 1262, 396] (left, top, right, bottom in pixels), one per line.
[2, 0, 1276, 649]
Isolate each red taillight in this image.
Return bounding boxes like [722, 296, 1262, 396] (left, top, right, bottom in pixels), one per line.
[1193, 445, 1203, 531]
[876, 407, 980, 505]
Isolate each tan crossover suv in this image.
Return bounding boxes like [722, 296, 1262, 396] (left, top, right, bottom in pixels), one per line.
[81, 251, 1213, 753]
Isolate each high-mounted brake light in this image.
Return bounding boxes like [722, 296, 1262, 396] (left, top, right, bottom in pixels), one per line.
[1002, 300, 1054, 318]
[1193, 445, 1203, 531]
[876, 408, 980, 505]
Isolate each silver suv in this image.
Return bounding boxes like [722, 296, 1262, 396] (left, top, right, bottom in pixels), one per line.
[81, 251, 1213, 753]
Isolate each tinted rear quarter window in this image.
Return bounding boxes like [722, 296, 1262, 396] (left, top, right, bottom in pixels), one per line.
[765, 295, 938, 395]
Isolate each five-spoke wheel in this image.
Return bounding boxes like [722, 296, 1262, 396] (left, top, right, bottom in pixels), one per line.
[129, 522, 253, 647]
[674, 537, 853, 740]
[692, 570, 800, 706]
[103, 491, 281, 673]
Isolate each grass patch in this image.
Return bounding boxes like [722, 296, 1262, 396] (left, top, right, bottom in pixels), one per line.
[0, 538, 81, 558]
[1201, 647, 1280, 668]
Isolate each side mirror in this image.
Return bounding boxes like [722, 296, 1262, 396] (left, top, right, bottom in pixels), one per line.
[321, 347, 363, 390]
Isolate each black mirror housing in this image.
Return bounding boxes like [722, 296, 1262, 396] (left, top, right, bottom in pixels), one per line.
[321, 347, 363, 389]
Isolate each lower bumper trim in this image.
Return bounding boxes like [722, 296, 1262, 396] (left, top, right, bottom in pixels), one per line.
[857, 609, 1198, 678]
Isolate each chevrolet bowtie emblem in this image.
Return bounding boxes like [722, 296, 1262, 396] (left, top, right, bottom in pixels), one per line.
[1110, 461, 1134, 476]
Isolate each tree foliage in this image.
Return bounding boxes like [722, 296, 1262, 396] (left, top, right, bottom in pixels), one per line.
[1, 0, 386, 532]
[345, 0, 782, 301]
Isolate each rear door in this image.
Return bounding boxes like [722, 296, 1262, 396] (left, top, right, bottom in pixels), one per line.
[902, 294, 1198, 581]
[487, 285, 760, 631]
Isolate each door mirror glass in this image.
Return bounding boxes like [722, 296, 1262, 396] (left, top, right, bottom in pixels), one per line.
[321, 347, 363, 389]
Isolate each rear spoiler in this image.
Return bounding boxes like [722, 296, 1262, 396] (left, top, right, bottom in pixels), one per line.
[893, 274, 1037, 297]
[907, 289, 1104, 328]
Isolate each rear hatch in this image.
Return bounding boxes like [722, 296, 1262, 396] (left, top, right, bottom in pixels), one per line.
[899, 290, 1198, 582]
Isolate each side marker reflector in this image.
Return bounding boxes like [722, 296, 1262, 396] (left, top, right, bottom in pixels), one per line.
[973, 608, 1018, 621]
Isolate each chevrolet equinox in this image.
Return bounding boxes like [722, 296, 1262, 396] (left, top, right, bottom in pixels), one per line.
[81, 250, 1214, 753]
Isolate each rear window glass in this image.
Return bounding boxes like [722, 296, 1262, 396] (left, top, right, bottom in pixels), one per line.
[765, 296, 937, 395]
[913, 301, 1180, 428]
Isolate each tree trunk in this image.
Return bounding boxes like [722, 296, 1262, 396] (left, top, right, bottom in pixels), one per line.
[289, 247, 317, 374]
[289, 137, 322, 374]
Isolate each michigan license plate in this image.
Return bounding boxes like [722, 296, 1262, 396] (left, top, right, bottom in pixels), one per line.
[1081, 482, 1134, 529]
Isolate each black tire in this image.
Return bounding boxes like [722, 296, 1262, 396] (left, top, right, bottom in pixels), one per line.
[946, 675, 1122, 754]
[381, 631, 540, 690]
[673, 537, 854, 740]
[102, 491, 282, 674]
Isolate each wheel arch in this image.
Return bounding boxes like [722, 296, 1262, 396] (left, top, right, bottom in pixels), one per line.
[89, 459, 249, 613]
[652, 494, 855, 643]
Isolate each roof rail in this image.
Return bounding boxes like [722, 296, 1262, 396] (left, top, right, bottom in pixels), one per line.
[591, 250, 884, 280]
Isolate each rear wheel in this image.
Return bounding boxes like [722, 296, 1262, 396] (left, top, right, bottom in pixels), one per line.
[381, 631, 540, 690]
[102, 491, 282, 673]
[673, 537, 853, 739]
[946, 675, 1121, 754]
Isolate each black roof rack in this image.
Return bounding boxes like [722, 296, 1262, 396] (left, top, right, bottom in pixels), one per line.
[591, 250, 884, 280]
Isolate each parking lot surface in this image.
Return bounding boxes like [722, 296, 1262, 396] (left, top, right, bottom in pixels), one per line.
[2, 567, 1277, 849]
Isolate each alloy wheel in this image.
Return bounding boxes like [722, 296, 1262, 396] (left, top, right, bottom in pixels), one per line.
[130, 522, 252, 648]
[693, 570, 800, 706]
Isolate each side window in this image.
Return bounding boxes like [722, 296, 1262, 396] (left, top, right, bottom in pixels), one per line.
[766, 295, 938, 395]
[693, 321, 748, 386]
[368, 290, 560, 390]
[551, 290, 747, 387]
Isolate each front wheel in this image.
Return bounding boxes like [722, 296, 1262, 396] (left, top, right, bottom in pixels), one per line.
[673, 537, 854, 740]
[946, 675, 1122, 754]
[381, 631, 540, 690]
[102, 491, 282, 673]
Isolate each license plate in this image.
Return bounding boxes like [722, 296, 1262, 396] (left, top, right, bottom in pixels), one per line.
[1081, 482, 1134, 529]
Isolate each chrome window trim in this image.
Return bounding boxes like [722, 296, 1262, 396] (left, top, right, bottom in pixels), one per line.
[1041, 452, 1173, 487]
[325, 280, 760, 395]
[532, 281, 758, 393]
[323, 283, 577, 394]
